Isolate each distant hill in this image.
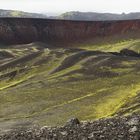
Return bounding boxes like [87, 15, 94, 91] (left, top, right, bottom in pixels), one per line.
[0, 9, 47, 18]
[1, 9, 140, 21]
[54, 11, 140, 21]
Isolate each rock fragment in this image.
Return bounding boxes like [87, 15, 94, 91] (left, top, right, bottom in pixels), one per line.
[66, 118, 80, 126]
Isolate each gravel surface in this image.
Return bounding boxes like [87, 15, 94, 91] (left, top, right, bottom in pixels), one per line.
[0, 114, 140, 140]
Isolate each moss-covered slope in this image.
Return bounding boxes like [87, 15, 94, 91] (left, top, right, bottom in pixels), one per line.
[0, 40, 140, 133]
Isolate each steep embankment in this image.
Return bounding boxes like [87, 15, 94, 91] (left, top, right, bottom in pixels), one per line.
[0, 18, 140, 45]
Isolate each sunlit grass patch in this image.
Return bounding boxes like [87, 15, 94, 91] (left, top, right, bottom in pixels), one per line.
[78, 39, 140, 52]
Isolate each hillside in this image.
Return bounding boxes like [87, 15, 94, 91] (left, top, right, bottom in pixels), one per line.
[0, 9, 47, 18]
[57, 11, 140, 21]
[1, 9, 140, 21]
[0, 18, 140, 138]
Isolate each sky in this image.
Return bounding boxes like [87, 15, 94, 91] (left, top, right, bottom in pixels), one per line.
[0, 0, 140, 15]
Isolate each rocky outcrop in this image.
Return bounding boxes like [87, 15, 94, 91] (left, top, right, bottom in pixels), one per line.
[0, 114, 139, 140]
[120, 49, 140, 57]
[0, 18, 140, 45]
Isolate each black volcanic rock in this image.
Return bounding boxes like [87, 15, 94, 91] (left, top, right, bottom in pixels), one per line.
[0, 114, 139, 140]
[120, 49, 140, 57]
[65, 118, 80, 126]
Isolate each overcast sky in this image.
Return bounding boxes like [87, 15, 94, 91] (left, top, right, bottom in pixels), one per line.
[0, 0, 140, 15]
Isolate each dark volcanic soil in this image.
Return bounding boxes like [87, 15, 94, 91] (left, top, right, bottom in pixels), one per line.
[0, 114, 139, 140]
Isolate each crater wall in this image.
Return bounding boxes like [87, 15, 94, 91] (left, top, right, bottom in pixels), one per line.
[0, 18, 140, 45]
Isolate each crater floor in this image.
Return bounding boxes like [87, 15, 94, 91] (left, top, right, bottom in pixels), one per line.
[0, 40, 140, 134]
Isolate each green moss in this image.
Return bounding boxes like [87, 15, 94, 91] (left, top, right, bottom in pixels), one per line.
[78, 39, 140, 52]
[10, 11, 22, 17]
[0, 45, 140, 128]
